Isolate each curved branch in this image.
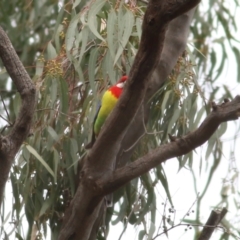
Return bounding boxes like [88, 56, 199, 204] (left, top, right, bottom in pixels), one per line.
[59, 0, 201, 238]
[0, 26, 36, 205]
[98, 97, 240, 194]
[116, 8, 197, 169]
[88, 0, 201, 173]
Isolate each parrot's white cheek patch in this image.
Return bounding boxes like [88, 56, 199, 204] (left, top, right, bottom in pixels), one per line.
[116, 82, 125, 88]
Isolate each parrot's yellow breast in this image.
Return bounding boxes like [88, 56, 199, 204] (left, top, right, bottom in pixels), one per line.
[94, 90, 118, 136]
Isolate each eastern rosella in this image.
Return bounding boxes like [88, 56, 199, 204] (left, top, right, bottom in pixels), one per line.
[85, 76, 128, 149]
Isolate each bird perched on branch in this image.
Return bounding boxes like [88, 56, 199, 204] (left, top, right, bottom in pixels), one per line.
[85, 76, 128, 149]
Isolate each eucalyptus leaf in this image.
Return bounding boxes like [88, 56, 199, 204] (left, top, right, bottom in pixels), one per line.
[88, 0, 106, 42]
[25, 144, 55, 177]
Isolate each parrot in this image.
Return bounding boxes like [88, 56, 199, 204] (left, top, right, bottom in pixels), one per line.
[85, 75, 128, 149]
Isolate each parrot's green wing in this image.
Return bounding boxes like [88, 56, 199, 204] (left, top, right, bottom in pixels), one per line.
[85, 102, 101, 149]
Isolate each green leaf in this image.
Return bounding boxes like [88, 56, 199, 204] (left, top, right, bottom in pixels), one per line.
[66, 13, 79, 52]
[78, 26, 89, 63]
[72, 60, 84, 86]
[70, 138, 78, 174]
[47, 126, 60, 142]
[39, 197, 53, 217]
[136, 17, 142, 40]
[114, 9, 134, 65]
[35, 59, 44, 77]
[205, 139, 215, 160]
[107, 9, 117, 59]
[53, 7, 65, 52]
[136, 174, 155, 224]
[213, 42, 227, 81]
[112, 198, 127, 225]
[104, 49, 115, 84]
[156, 166, 173, 207]
[233, 47, 240, 82]
[217, 122, 227, 138]
[161, 90, 172, 113]
[59, 77, 69, 114]
[73, 0, 82, 8]
[147, 222, 156, 240]
[88, 47, 99, 93]
[138, 230, 146, 240]
[53, 148, 59, 182]
[193, 104, 206, 129]
[25, 144, 55, 177]
[167, 102, 180, 134]
[50, 78, 58, 104]
[47, 42, 57, 60]
[88, 0, 106, 42]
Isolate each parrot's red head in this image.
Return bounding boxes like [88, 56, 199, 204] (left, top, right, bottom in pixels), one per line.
[116, 75, 128, 89]
[108, 76, 128, 99]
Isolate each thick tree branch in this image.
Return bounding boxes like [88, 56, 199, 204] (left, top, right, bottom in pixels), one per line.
[59, 0, 201, 238]
[82, 8, 198, 239]
[198, 208, 227, 240]
[0, 26, 36, 206]
[98, 97, 240, 195]
[88, 0, 201, 175]
[116, 8, 197, 169]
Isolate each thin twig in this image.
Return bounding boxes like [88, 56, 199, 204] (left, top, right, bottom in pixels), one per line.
[180, 193, 199, 224]
[0, 92, 10, 121]
[124, 106, 163, 152]
[36, 108, 79, 119]
[0, 115, 12, 126]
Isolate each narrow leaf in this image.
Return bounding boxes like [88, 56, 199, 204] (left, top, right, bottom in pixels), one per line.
[107, 9, 117, 59]
[78, 26, 89, 63]
[25, 144, 55, 177]
[47, 42, 57, 60]
[59, 77, 69, 114]
[114, 9, 134, 65]
[147, 222, 156, 240]
[66, 14, 79, 52]
[88, 47, 99, 94]
[88, 0, 106, 42]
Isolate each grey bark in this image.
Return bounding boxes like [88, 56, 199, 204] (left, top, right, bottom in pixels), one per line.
[58, 0, 201, 239]
[0, 26, 36, 206]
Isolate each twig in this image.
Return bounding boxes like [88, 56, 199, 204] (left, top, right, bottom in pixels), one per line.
[0, 115, 12, 126]
[0, 92, 10, 121]
[180, 193, 199, 224]
[36, 108, 78, 119]
[124, 106, 163, 152]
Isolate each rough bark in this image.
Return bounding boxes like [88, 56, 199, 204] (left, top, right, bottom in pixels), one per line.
[116, 8, 197, 169]
[81, 7, 197, 239]
[0, 26, 36, 206]
[58, 0, 201, 239]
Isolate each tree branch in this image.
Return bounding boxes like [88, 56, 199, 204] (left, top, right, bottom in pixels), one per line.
[88, 0, 201, 175]
[0, 26, 36, 206]
[116, 8, 197, 169]
[59, 0, 201, 238]
[98, 97, 240, 195]
[82, 8, 198, 239]
[198, 207, 228, 240]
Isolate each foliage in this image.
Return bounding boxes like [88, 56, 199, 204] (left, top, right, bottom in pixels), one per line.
[0, 0, 240, 239]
